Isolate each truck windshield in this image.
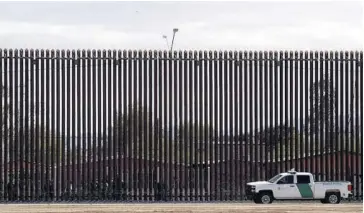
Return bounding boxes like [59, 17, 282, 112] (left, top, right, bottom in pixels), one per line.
[268, 174, 282, 183]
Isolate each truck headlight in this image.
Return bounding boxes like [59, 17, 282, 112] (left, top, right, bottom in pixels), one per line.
[251, 186, 256, 192]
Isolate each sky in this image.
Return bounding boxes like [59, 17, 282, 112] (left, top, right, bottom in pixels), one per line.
[0, 1, 362, 51]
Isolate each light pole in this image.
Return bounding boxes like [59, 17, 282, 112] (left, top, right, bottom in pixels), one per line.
[170, 28, 179, 52]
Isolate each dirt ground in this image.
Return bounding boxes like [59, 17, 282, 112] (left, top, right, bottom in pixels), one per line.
[0, 203, 362, 213]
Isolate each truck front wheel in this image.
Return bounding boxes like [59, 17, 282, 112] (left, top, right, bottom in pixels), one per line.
[259, 192, 273, 204]
[325, 192, 341, 204]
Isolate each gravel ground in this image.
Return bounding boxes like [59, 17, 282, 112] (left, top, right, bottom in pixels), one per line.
[0, 203, 362, 213]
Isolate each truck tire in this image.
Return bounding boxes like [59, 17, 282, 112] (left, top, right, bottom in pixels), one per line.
[259, 192, 273, 204]
[325, 192, 341, 204]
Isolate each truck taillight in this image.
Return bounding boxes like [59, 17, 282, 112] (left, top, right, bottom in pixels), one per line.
[348, 184, 353, 191]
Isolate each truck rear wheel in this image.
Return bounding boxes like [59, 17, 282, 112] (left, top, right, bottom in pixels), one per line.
[325, 192, 341, 204]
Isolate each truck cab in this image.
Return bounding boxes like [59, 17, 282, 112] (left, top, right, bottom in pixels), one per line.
[246, 169, 353, 204]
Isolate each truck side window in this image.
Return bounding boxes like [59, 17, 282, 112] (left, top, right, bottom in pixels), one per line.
[297, 175, 311, 184]
[277, 175, 293, 184]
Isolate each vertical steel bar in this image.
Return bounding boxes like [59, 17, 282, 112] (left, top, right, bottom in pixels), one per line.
[232, 51, 238, 200]
[147, 50, 153, 201]
[80, 50, 86, 200]
[112, 50, 117, 201]
[237, 51, 243, 200]
[329, 51, 334, 181]
[34, 50, 40, 200]
[40, 50, 45, 201]
[123, 50, 128, 200]
[131, 50, 136, 200]
[162, 51, 167, 201]
[218, 51, 223, 200]
[213, 51, 218, 201]
[303, 52, 308, 172]
[153, 50, 158, 201]
[223, 51, 228, 200]
[168, 51, 173, 201]
[319, 51, 324, 181]
[349, 51, 355, 185]
[294, 52, 299, 171]
[203, 51, 209, 201]
[289, 51, 294, 171]
[194, 51, 199, 201]
[14, 50, 20, 202]
[45, 50, 50, 201]
[0, 48, 3, 202]
[254, 52, 259, 180]
[24, 49, 30, 201]
[173, 51, 179, 201]
[55, 50, 61, 200]
[3, 49, 9, 201]
[102, 50, 107, 199]
[200, 51, 211, 201]
[60, 50, 68, 200]
[178, 51, 184, 201]
[117, 51, 122, 201]
[91, 50, 95, 199]
[283, 51, 289, 172]
[263, 52, 268, 180]
[339, 51, 344, 181]
[208, 51, 214, 201]
[313, 51, 319, 179]
[103, 50, 109, 199]
[244, 51, 249, 193]
[307, 51, 317, 175]
[142, 51, 148, 201]
[97, 50, 102, 196]
[182, 51, 188, 201]
[108, 50, 113, 197]
[357, 51, 363, 199]
[355, 51, 361, 199]
[334, 52, 339, 181]
[11, 50, 18, 201]
[228, 51, 234, 200]
[50, 50, 55, 201]
[66, 51, 71, 199]
[258, 51, 264, 181]
[8, 49, 14, 201]
[137, 50, 143, 201]
[322, 51, 332, 180]
[248, 51, 253, 182]
[73, 50, 85, 200]
[188, 51, 193, 201]
[70, 51, 76, 199]
[86, 50, 92, 200]
[273, 52, 278, 176]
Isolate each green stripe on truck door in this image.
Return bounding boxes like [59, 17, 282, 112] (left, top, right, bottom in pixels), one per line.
[296, 184, 313, 198]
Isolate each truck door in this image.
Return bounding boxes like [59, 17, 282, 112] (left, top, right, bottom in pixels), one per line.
[296, 175, 314, 199]
[274, 175, 301, 199]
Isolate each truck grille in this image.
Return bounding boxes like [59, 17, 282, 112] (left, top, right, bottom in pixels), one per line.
[245, 185, 254, 199]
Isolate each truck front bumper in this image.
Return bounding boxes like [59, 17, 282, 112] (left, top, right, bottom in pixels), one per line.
[245, 185, 257, 200]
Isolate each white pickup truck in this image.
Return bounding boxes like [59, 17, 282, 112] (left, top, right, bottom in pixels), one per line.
[246, 169, 353, 204]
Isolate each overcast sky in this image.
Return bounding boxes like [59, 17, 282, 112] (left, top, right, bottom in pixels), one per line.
[0, 1, 362, 51]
